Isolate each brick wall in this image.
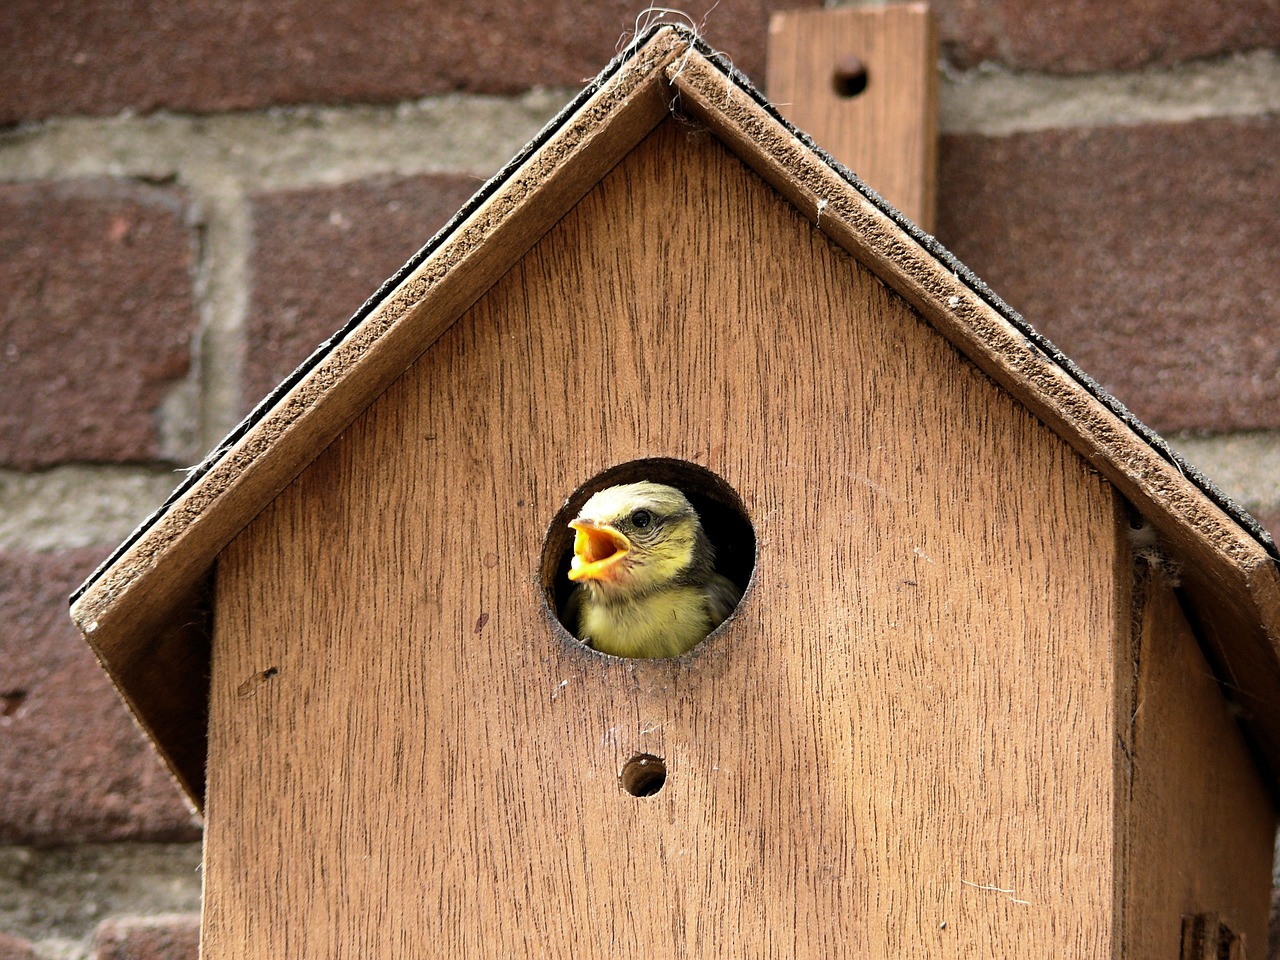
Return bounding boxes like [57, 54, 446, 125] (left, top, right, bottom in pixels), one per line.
[2, 1, 1277, 956]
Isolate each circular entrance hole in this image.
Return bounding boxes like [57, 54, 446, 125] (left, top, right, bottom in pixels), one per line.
[620, 754, 667, 797]
[542, 459, 755, 656]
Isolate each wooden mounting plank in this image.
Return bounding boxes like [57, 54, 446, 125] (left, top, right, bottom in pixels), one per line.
[766, 4, 937, 231]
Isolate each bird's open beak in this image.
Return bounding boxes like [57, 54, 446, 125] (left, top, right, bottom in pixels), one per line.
[567, 520, 631, 582]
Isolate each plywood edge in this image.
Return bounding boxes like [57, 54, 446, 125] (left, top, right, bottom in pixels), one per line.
[69, 26, 693, 805]
[665, 47, 1280, 787]
[1113, 505, 1142, 960]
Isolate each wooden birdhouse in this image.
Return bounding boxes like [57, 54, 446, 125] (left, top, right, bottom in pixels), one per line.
[71, 25, 1280, 959]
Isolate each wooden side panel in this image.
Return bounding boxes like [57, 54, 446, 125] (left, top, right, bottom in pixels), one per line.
[1123, 568, 1276, 958]
[766, 5, 937, 230]
[204, 120, 1125, 958]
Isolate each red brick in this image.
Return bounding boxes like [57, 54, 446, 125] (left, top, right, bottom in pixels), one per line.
[936, 115, 1280, 433]
[0, 934, 38, 960]
[243, 173, 480, 405]
[0, 551, 200, 843]
[933, 0, 1280, 72]
[93, 915, 201, 960]
[0, 181, 198, 469]
[0, 0, 816, 125]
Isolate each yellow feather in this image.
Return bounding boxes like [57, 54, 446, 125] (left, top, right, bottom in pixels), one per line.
[579, 586, 715, 658]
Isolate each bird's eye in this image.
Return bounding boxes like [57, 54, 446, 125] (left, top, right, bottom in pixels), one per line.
[630, 509, 652, 529]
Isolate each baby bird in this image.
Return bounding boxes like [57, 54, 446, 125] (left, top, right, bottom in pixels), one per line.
[564, 481, 741, 658]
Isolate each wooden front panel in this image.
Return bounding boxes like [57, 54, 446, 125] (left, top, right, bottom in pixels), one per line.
[1122, 568, 1276, 957]
[205, 120, 1125, 958]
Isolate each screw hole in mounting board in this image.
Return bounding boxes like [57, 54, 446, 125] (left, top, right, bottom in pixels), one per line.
[541, 458, 756, 655]
[620, 754, 667, 797]
[832, 54, 869, 98]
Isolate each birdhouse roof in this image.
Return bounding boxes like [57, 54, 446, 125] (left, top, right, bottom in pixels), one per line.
[71, 25, 1280, 807]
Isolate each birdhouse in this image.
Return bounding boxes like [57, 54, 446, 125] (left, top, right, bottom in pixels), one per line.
[70, 25, 1280, 959]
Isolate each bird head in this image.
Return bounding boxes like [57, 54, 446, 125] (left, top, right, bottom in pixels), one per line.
[568, 481, 708, 598]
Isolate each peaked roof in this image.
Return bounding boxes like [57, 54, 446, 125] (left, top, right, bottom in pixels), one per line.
[71, 25, 1280, 807]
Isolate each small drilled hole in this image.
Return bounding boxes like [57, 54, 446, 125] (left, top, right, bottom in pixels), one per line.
[1, 690, 27, 718]
[832, 54, 869, 98]
[620, 754, 667, 797]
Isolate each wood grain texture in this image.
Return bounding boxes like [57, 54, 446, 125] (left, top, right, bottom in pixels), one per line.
[204, 119, 1125, 959]
[766, 5, 937, 230]
[666, 46, 1280, 796]
[1122, 567, 1274, 958]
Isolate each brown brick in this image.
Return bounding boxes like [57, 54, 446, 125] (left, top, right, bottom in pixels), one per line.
[0, 0, 816, 125]
[936, 115, 1280, 433]
[933, 0, 1280, 72]
[93, 915, 201, 960]
[0, 181, 198, 469]
[0, 551, 201, 843]
[0, 934, 38, 960]
[243, 173, 480, 405]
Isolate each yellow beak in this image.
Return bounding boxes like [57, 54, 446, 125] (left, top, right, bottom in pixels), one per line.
[568, 520, 631, 582]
